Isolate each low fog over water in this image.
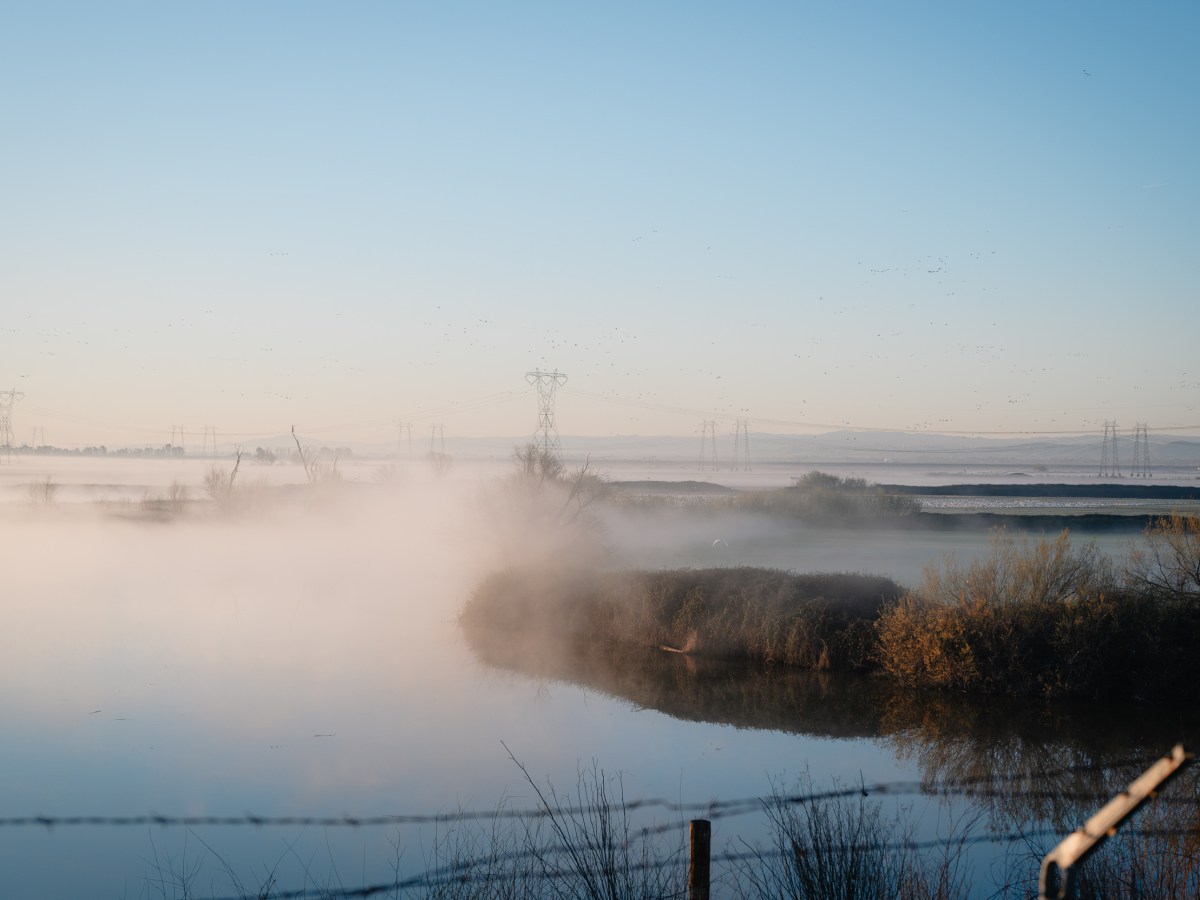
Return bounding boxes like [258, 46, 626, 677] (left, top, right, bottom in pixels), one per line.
[0, 456, 1189, 897]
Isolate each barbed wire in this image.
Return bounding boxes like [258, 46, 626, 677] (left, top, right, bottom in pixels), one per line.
[0, 789, 847, 831]
[5, 754, 1187, 832]
[9, 756, 1194, 899]
[180, 825, 1200, 900]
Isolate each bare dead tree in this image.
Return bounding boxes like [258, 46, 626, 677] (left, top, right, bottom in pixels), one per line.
[558, 455, 608, 523]
[203, 445, 243, 507]
[291, 425, 339, 485]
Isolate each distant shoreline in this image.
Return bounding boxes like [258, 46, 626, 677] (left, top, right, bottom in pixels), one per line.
[881, 482, 1200, 500]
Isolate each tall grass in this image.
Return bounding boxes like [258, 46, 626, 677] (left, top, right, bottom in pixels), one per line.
[463, 567, 903, 672]
[468, 518, 1200, 701]
[732, 773, 974, 900]
[26, 475, 58, 505]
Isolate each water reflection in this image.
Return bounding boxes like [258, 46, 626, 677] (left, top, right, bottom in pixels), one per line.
[463, 624, 1200, 835]
[879, 690, 1200, 831]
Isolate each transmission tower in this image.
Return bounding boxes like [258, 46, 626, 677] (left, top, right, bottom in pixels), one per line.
[526, 370, 567, 459]
[201, 426, 218, 457]
[1130, 422, 1151, 477]
[429, 424, 446, 455]
[397, 420, 414, 459]
[1099, 421, 1121, 477]
[731, 419, 752, 471]
[0, 390, 24, 463]
[170, 425, 187, 454]
[698, 420, 719, 471]
[31, 427, 46, 449]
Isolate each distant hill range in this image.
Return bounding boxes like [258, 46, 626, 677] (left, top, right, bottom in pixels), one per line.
[296, 430, 1200, 467]
[54, 429, 1200, 468]
[557, 431, 1200, 468]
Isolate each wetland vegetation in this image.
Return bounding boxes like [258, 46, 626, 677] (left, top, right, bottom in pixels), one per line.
[8, 454, 1200, 897]
[466, 509, 1200, 703]
[457, 619, 1200, 899]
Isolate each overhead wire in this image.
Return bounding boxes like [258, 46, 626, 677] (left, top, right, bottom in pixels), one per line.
[14, 387, 1200, 447]
[561, 387, 1200, 437]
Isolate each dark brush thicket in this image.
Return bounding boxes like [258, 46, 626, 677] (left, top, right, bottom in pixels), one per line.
[606, 471, 924, 522]
[464, 516, 1200, 703]
[463, 567, 904, 673]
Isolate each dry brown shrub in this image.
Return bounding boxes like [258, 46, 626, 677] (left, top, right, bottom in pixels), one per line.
[1124, 513, 1200, 603]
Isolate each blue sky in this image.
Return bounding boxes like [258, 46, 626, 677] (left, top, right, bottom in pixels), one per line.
[2, 1, 1197, 447]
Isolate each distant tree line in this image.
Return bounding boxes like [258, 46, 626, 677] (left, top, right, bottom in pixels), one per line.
[12, 443, 352, 461]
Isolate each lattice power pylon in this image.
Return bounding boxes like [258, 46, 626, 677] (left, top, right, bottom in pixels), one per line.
[0, 390, 24, 463]
[698, 420, 719, 471]
[429, 423, 446, 456]
[731, 418, 752, 471]
[1099, 421, 1121, 477]
[526, 370, 567, 459]
[1130, 422, 1151, 477]
[200, 425, 218, 457]
[396, 420, 414, 459]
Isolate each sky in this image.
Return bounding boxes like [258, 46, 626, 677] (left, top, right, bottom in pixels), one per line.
[2, 1, 1197, 449]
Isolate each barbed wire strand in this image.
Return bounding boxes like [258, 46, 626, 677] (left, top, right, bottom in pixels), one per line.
[8, 755, 1194, 899]
[182, 825, 1200, 900]
[7, 753, 1180, 831]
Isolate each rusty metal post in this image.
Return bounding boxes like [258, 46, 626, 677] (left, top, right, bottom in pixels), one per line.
[689, 818, 711, 900]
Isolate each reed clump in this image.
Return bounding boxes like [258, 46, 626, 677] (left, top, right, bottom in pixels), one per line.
[733, 772, 975, 900]
[468, 516, 1200, 701]
[415, 756, 684, 900]
[463, 567, 904, 672]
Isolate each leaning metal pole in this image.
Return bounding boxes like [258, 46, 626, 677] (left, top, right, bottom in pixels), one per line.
[1039, 743, 1193, 899]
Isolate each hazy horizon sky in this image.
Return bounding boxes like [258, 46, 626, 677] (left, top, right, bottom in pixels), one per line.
[3, 1, 1197, 448]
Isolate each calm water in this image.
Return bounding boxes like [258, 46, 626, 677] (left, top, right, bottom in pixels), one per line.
[0, 458, 1193, 898]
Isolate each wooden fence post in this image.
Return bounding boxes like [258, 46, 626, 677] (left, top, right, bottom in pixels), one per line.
[689, 818, 711, 900]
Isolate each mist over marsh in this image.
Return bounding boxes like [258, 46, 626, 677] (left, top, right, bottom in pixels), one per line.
[1, 455, 1195, 897]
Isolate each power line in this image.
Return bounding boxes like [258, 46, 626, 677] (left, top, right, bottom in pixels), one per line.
[562, 387, 1200, 437]
[13, 389, 1200, 446]
[14, 389, 530, 445]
